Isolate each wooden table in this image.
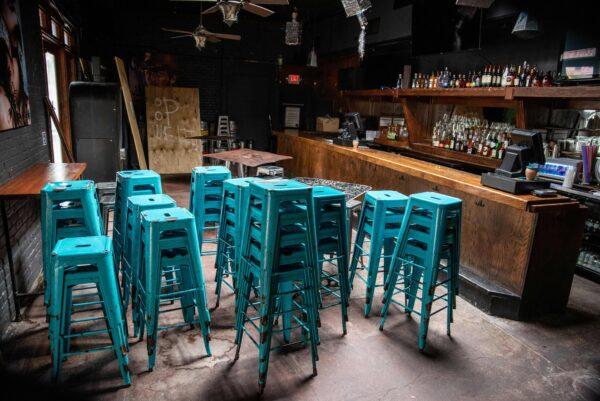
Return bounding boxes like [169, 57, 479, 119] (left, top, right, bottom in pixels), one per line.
[0, 162, 87, 321]
[275, 130, 586, 320]
[204, 149, 292, 177]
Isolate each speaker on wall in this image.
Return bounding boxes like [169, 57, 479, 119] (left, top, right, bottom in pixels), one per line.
[69, 82, 122, 182]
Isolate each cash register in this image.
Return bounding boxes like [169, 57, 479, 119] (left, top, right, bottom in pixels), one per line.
[481, 129, 551, 194]
[333, 112, 366, 147]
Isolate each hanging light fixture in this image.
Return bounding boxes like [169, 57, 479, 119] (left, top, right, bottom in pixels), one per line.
[307, 45, 317, 67]
[340, 0, 372, 60]
[218, 1, 243, 27]
[512, 11, 542, 39]
[285, 9, 302, 46]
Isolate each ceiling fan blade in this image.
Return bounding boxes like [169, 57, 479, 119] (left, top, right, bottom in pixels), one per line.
[207, 36, 221, 43]
[170, 34, 192, 39]
[202, 4, 220, 14]
[251, 0, 289, 5]
[242, 2, 274, 17]
[162, 28, 194, 35]
[208, 32, 241, 41]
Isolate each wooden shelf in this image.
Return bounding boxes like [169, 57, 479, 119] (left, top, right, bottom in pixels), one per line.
[410, 143, 502, 170]
[342, 86, 600, 101]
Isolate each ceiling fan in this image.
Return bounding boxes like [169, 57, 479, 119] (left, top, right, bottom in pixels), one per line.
[162, 25, 241, 50]
[163, 0, 241, 50]
[202, 1, 290, 26]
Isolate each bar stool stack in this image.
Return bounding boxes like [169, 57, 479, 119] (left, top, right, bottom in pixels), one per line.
[349, 190, 408, 317]
[234, 180, 320, 393]
[312, 185, 350, 334]
[41, 181, 130, 384]
[189, 166, 232, 256]
[214, 177, 261, 308]
[121, 194, 176, 334]
[379, 192, 462, 351]
[137, 207, 212, 371]
[113, 170, 162, 271]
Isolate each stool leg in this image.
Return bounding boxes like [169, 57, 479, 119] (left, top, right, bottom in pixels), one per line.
[98, 253, 131, 385]
[379, 255, 403, 330]
[50, 267, 67, 383]
[187, 228, 212, 356]
[234, 270, 254, 354]
[280, 281, 293, 343]
[145, 238, 162, 371]
[364, 205, 385, 317]
[349, 204, 367, 292]
[258, 278, 277, 394]
[177, 264, 197, 325]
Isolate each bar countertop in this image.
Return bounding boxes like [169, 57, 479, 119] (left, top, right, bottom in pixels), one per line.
[273, 129, 574, 211]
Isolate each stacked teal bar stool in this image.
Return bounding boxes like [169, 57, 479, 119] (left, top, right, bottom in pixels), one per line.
[214, 177, 261, 308]
[234, 179, 320, 393]
[121, 194, 177, 327]
[189, 166, 231, 256]
[137, 207, 211, 371]
[113, 170, 162, 270]
[311, 185, 350, 334]
[379, 192, 462, 351]
[349, 190, 408, 317]
[48, 236, 130, 385]
[41, 180, 103, 309]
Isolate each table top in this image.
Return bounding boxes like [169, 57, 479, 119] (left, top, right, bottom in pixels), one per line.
[0, 163, 87, 199]
[293, 177, 372, 201]
[204, 148, 292, 168]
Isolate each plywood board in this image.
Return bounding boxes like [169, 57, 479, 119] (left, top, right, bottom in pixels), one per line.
[145, 86, 202, 174]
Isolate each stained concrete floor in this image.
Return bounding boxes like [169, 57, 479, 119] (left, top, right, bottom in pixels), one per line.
[1, 177, 599, 401]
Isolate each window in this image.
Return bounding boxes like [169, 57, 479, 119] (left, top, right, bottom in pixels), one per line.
[39, 2, 78, 162]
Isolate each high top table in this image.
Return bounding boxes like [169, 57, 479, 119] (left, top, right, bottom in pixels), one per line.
[0, 162, 87, 321]
[204, 148, 292, 177]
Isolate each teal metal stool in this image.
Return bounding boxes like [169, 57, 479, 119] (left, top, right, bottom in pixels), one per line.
[379, 192, 462, 351]
[234, 179, 320, 393]
[137, 207, 211, 371]
[214, 177, 261, 308]
[41, 180, 103, 308]
[312, 185, 350, 334]
[48, 236, 130, 385]
[189, 166, 231, 256]
[122, 194, 177, 325]
[349, 190, 408, 317]
[113, 170, 162, 270]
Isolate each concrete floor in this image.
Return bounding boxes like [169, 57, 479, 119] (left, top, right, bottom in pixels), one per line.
[1, 177, 599, 401]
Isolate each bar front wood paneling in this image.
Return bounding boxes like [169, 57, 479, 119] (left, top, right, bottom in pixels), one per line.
[274, 130, 586, 320]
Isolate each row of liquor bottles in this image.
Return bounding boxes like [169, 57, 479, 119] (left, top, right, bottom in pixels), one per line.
[431, 114, 513, 159]
[411, 62, 554, 89]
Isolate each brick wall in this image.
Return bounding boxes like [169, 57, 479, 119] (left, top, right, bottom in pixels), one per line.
[0, 0, 50, 331]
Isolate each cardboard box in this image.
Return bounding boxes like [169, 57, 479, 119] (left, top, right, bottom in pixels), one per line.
[316, 117, 340, 133]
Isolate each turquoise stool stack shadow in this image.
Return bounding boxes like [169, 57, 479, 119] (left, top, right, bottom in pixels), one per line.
[137, 207, 211, 371]
[311, 185, 350, 334]
[379, 191, 462, 351]
[214, 177, 261, 308]
[349, 190, 408, 317]
[234, 179, 320, 394]
[48, 236, 130, 385]
[121, 194, 177, 335]
[189, 166, 231, 256]
[114, 170, 162, 271]
[41, 180, 103, 309]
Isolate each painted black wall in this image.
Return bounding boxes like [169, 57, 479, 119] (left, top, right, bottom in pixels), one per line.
[0, 0, 50, 330]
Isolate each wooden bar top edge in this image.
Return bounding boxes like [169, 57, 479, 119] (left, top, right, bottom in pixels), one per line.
[274, 130, 574, 211]
[0, 162, 87, 199]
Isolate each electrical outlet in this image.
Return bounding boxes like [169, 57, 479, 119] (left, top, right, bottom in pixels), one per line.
[41, 131, 47, 146]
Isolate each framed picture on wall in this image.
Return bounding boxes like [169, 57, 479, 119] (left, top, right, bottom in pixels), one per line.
[0, 0, 31, 132]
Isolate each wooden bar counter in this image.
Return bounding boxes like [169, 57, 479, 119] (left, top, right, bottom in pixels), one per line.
[274, 130, 586, 320]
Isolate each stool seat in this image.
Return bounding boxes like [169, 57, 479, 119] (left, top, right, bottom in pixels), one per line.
[52, 236, 111, 260]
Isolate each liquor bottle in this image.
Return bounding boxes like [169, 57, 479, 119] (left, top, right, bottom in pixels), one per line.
[542, 71, 552, 87]
[475, 71, 482, 87]
[482, 66, 489, 87]
[501, 65, 509, 87]
[429, 72, 435, 88]
[514, 65, 522, 87]
[532, 69, 541, 87]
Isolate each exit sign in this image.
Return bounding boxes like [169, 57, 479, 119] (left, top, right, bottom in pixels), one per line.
[286, 74, 302, 85]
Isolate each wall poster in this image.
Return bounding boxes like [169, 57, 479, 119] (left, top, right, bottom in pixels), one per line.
[0, 0, 30, 132]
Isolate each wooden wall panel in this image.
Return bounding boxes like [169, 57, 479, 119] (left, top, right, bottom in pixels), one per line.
[145, 86, 202, 174]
